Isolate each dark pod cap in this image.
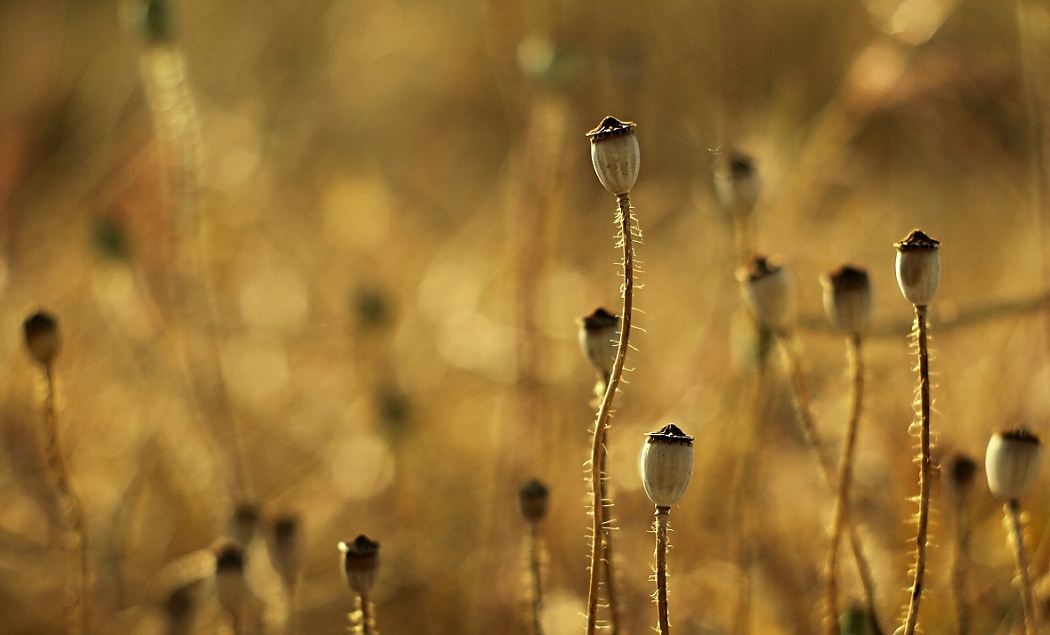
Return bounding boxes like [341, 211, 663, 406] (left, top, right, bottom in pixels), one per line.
[339, 534, 381, 595]
[941, 452, 978, 508]
[519, 478, 549, 524]
[23, 311, 60, 367]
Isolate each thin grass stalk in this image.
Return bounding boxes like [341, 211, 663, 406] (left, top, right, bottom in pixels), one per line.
[585, 194, 635, 635]
[655, 507, 671, 635]
[777, 333, 882, 634]
[1006, 500, 1038, 635]
[825, 335, 864, 635]
[950, 499, 971, 635]
[901, 305, 931, 635]
[528, 524, 544, 635]
[41, 365, 89, 635]
[600, 442, 621, 634]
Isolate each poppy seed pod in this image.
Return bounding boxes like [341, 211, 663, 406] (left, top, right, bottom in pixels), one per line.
[737, 256, 794, 331]
[23, 311, 61, 367]
[269, 515, 302, 586]
[213, 541, 247, 616]
[577, 308, 619, 383]
[821, 265, 872, 335]
[587, 116, 640, 196]
[894, 230, 940, 306]
[713, 153, 759, 212]
[519, 478, 549, 524]
[986, 428, 1042, 501]
[941, 452, 978, 509]
[339, 534, 380, 596]
[640, 424, 694, 508]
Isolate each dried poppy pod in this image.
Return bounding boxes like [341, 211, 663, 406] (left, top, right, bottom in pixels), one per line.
[894, 229, 940, 306]
[941, 452, 979, 510]
[339, 534, 380, 596]
[640, 424, 694, 508]
[713, 153, 759, 212]
[213, 541, 247, 617]
[737, 256, 794, 331]
[231, 502, 259, 547]
[23, 311, 61, 367]
[269, 514, 302, 586]
[577, 308, 619, 383]
[821, 265, 872, 335]
[587, 116, 640, 196]
[519, 478, 549, 524]
[986, 428, 1042, 501]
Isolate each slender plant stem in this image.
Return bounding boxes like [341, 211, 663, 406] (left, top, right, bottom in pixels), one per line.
[284, 578, 300, 635]
[655, 507, 671, 635]
[951, 501, 971, 635]
[600, 442, 621, 634]
[528, 524, 544, 635]
[586, 194, 635, 635]
[1007, 500, 1038, 635]
[825, 335, 864, 635]
[357, 594, 376, 635]
[777, 333, 882, 635]
[901, 305, 931, 635]
[42, 365, 88, 635]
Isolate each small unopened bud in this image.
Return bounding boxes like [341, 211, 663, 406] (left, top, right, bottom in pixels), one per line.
[986, 428, 1042, 501]
[269, 515, 302, 586]
[587, 116, 640, 196]
[519, 478, 549, 524]
[213, 541, 247, 616]
[737, 256, 794, 331]
[339, 534, 380, 596]
[941, 452, 978, 510]
[894, 229, 940, 306]
[821, 265, 872, 335]
[640, 424, 694, 508]
[231, 503, 259, 547]
[577, 308, 619, 384]
[713, 153, 759, 211]
[23, 311, 61, 367]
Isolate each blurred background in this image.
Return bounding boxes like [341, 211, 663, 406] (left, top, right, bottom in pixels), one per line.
[1, 0, 1050, 633]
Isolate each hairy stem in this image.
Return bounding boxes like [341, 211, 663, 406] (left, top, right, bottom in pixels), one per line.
[825, 335, 864, 635]
[528, 524, 544, 635]
[1007, 500, 1038, 635]
[655, 507, 671, 635]
[586, 195, 635, 635]
[42, 365, 88, 635]
[600, 442, 621, 634]
[901, 305, 931, 635]
[778, 334, 882, 634]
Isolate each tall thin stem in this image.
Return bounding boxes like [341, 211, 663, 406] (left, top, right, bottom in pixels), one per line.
[778, 334, 882, 634]
[950, 502, 971, 635]
[600, 442, 621, 634]
[901, 305, 931, 635]
[825, 335, 864, 635]
[586, 195, 635, 635]
[42, 365, 88, 635]
[528, 524, 544, 635]
[655, 507, 671, 635]
[1006, 500, 1038, 635]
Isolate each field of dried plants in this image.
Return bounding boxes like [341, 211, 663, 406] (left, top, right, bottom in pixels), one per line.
[3, 0, 1050, 633]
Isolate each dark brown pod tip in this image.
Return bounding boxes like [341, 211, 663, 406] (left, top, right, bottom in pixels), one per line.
[739, 255, 781, 282]
[213, 541, 245, 574]
[825, 265, 870, 292]
[646, 423, 694, 446]
[728, 154, 755, 180]
[23, 311, 61, 366]
[578, 307, 619, 331]
[1000, 427, 1042, 444]
[586, 116, 636, 140]
[895, 229, 940, 251]
[232, 502, 259, 546]
[942, 452, 978, 505]
[519, 478, 549, 524]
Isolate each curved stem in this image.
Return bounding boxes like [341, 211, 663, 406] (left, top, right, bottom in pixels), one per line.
[528, 524, 544, 635]
[655, 507, 671, 635]
[42, 365, 88, 635]
[825, 335, 863, 635]
[585, 195, 635, 635]
[901, 305, 931, 635]
[1007, 500, 1038, 635]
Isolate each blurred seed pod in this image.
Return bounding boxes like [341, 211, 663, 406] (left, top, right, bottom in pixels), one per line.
[894, 229, 940, 306]
[339, 535, 381, 596]
[840, 605, 872, 635]
[577, 308, 619, 384]
[986, 428, 1042, 501]
[640, 424, 694, 508]
[941, 452, 978, 510]
[519, 478, 549, 524]
[821, 265, 872, 335]
[232, 503, 259, 547]
[587, 117, 640, 196]
[737, 256, 794, 331]
[23, 311, 61, 367]
[268, 514, 302, 587]
[123, 0, 175, 45]
[713, 153, 759, 212]
[213, 541, 247, 617]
